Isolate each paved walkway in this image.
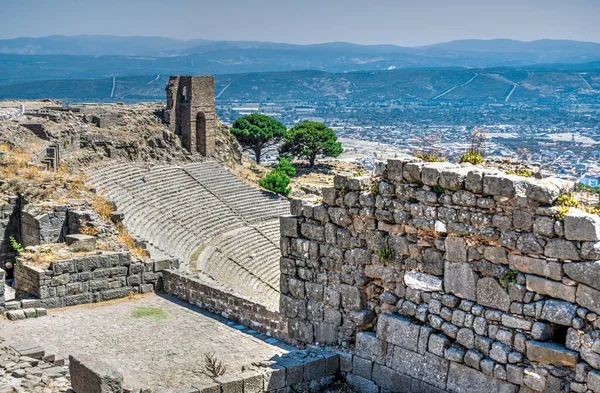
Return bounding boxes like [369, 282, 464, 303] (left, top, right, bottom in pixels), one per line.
[0, 294, 292, 392]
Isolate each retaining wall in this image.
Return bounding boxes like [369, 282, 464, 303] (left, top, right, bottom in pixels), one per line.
[163, 269, 286, 339]
[0, 196, 20, 267]
[280, 157, 600, 393]
[15, 252, 176, 308]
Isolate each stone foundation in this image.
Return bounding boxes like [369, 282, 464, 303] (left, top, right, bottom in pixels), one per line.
[14, 252, 176, 308]
[280, 157, 600, 392]
[163, 269, 286, 339]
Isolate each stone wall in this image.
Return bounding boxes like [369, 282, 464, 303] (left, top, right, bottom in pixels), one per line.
[20, 205, 67, 246]
[70, 349, 341, 393]
[14, 252, 176, 308]
[163, 269, 286, 339]
[280, 157, 600, 392]
[0, 196, 20, 267]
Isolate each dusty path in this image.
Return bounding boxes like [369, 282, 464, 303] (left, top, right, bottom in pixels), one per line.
[0, 294, 291, 393]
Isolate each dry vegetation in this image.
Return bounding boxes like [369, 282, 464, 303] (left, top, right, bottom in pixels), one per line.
[0, 147, 88, 203]
[116, 222, 149, 258]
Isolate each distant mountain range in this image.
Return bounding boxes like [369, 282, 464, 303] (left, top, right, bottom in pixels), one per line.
[1, 35, 600, 105]
[0, 35, 600, 74]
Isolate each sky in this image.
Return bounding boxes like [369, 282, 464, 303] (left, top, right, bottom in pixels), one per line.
[1, 0, 599, 46]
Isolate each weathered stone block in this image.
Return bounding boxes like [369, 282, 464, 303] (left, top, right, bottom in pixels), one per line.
[371, 363, 411, 393]
[377, 314, 420, 352]
[390, 347, 448, 390]
[69, 354, 123, 393]
[526, 341, 578, 367]
[216, 374, 243, 393]
[544, 239, 580, 261]
[445, 236, 467, 262]
[404, 270, 443, 292]
[313, 323, 337, 344]
[526, 275, 576, 303]
[564, 212, 600, 241]
[444, 262, 478, 301]
[576, 284, 600, 314]
[588, 370, 600, 393]
[356, 332, 387, 364]
[262, 364, 286, 391]
[345, 374, 378, 393]
[340, 284, 364, 311]
[564, 261, 600, 290]
[446, 362, 518, 393]
[241, 371, 264, 393]
[483, 175, 519, 197]
[501, 314, 532, 331]
[508, 254, 562, 281]
[352, 356, 373, 379]
[66, 234, 97, 252]
[540, 300, 578, 326]
[477, 277, 510, 312]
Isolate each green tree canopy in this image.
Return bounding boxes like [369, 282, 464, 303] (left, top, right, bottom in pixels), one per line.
[230, 114, 287, 164]
[279, 121, 343, 167]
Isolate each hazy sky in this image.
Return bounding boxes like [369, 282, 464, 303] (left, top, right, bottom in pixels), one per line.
[1, 0, 599, 45]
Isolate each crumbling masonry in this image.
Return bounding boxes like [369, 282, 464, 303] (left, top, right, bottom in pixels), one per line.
[280, 158, 600, 393]
[165, 75, 216, 156]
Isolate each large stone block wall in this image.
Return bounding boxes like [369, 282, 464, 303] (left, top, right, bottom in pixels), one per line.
[20, 206, 67, 247]
[0, 196, 20, 266]
[163, 269, 286, 339]
[280, 157, 600, 392]
[14, 252, 174, 308]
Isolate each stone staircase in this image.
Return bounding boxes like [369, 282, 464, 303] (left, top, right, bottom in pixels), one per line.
[89, 160, 290, 308]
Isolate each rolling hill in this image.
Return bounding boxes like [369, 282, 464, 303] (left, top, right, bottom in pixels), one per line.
[1, 64, 599, 104]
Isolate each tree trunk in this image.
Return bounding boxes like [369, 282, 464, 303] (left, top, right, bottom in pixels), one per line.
[254, 148, 262, 164]
[309, 155, 316, 167]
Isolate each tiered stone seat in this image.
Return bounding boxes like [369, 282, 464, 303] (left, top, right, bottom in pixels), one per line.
[183, 162, 290, 223]
[89, 160, 290, 309]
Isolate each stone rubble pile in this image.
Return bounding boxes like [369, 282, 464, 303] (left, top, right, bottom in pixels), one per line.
[0, 340, 70, 393]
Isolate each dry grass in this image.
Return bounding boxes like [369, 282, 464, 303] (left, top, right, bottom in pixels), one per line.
[0, 147, 92, 202]
[116, 222, 149, 258]
[80, 225, 99, 237]
[92, 196, 113, 221]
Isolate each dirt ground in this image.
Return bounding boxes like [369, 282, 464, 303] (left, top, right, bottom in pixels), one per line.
[0, 294, 293, 393]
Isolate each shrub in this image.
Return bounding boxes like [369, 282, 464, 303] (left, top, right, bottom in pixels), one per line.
[459, 128, 487, 165]
[259, 171, 291, 196]
[370, 183, 380, 196]
[414, 152, 446, 162]
[9, 236, 24, 254]
[500, 269, 519, 287]
[204, 352, 227, 378]
[556, 193, 580, 208]
[459, 151, 484, 165]
[555, 206, 571, 221]
[506, 168, 532, 177]
[433, 185, 445, 194]
[274, 157, 296, 177]
[377, 238, 394, 263]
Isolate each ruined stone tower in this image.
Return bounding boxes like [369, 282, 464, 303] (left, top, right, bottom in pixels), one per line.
[165, 76, 216, 156]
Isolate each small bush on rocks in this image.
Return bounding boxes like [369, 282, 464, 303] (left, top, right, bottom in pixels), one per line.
[9, 236, 23, 254]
